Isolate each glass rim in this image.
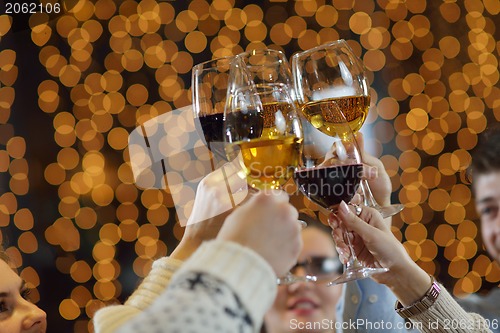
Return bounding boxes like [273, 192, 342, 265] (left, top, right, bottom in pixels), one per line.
[193, 49, 287, 71]
[237, 48, 286, 57]
[192, 55, 236, 72]
[291, 39, 348, 59]
[236, 48, 289, 67]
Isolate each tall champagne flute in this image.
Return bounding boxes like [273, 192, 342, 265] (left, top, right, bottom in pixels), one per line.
[292, 40, 404, 218]
[294, 102, 389, 284]
[223, 56, 311, 284]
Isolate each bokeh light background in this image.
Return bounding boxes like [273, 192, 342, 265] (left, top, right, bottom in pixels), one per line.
[1, 0, 499, 332]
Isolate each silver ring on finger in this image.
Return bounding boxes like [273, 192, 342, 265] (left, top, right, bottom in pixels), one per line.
[353, 204, 362, 216]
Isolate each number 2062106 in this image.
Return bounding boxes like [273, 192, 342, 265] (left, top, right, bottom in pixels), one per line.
[5, 2, 61, 14]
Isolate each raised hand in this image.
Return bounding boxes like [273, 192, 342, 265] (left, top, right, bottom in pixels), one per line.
[171, 160, 248, 261]
[356, 133, 392, 208]
[217, 190, 302, 277]
[330, 201, 430, 305]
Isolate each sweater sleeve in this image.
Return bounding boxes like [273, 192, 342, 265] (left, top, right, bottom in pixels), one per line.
[93, 257, 183, 333]
[408, 283, 493, 333]
[116, 239, 278, 333]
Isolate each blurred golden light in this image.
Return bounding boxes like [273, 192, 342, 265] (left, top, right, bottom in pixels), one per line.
[99, 224, 121, 245]
[126, 84, 149, 106]
[93, 260, 119, 281]
[0, 15, 12, 36]
[71, 286, 93, 308]
[350, 12, 372, 35]
[444, 202, 466, 225]
[121, 49, 144, 72]
[18, 232, 38, 254]
[450, 259, 469, 278]
[70, 260, 92, 283]
[175, 10, 198, 33]
[91, 184, 114, 206]
[60, 299, 81, 321]
[297, 29, 319, 51]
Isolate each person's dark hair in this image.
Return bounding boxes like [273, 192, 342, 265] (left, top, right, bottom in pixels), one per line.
[470, 125, 500, 178]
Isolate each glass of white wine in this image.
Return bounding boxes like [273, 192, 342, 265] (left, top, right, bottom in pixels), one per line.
[292, 39, 404, 218]
[223, 56, 312, 285]
[224, 53, 303, 190]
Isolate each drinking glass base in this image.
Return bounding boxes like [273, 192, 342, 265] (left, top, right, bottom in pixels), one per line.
[277, 272, 317, 285]
[326, 266, 389, 286]
[376, 203, 404, 219]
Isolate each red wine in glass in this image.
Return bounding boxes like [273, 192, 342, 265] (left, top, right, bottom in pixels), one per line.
[294, 164, 363, 210]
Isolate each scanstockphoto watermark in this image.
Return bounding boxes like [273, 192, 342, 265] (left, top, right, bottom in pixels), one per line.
[290, 319, 422, 331]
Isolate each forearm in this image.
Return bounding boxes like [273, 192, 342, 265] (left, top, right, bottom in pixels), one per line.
[385, 261, 492, 332]
[386, 261, 433, 306]
[93, 257, 183, 333]
[116, 240, 278, 333]
[408, 285, 492, 333]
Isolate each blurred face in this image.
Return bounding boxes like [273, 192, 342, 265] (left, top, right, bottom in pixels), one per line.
[265, 227, 343, 333]
[0, 260, 46, 333]
[474, 171, 500, 264]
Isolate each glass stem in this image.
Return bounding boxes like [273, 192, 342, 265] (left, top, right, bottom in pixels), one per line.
[343, 228, 362, 269]
[209, 142, 236, 208]
[206, 141, 215, 171]
[360, 179, 380, 208]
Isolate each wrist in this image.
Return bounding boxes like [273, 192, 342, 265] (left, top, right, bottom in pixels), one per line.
[395, 276, 441, 318]
[386, 260, 432, 306]
[170, 238, 202, 261]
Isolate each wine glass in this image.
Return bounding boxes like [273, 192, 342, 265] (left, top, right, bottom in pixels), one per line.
[224, 56, 313, 284]
[192, 50, 293, 163]
[224, 57, 302, 190]
[192, 51, 294, 206]
[293, 101, 389, 285]
[292, 40, 404, 218]
[237, 48, 295, 93]
[192, 56, 235, 165]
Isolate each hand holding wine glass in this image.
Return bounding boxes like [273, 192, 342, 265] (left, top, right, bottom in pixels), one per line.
[293, 101, 388, 285]
[292, 39, 404, 218]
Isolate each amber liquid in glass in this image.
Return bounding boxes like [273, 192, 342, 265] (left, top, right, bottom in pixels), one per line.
[226, 135, 303, 190]
[301, 95, 370, 136]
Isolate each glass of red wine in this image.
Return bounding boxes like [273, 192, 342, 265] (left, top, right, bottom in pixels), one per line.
[293, 102, 389, 285]
[192, 56, 235, 167]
